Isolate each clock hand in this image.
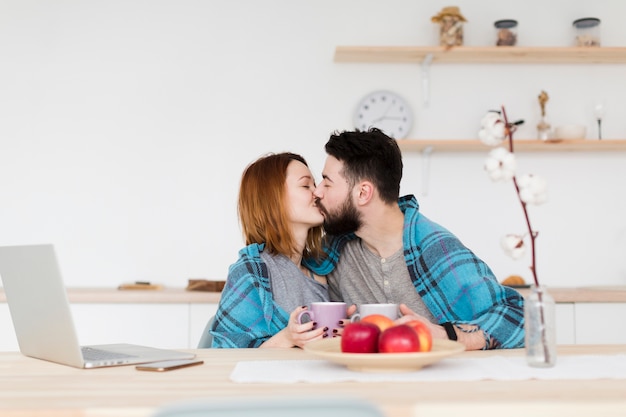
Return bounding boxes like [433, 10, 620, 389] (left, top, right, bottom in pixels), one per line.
[370, 116, 407, 123]
[370, 101, 396, 123]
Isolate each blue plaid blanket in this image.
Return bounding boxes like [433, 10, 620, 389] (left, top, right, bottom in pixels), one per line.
[305, 195, 525, 349]
[210, 243, 290, 348]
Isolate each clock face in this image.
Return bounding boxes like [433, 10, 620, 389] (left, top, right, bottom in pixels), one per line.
[353, 91, 413, 139]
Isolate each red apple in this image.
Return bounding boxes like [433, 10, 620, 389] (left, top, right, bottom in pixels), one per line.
[360, 314, 394, 332]
[405, 320, 433, 352]
[341, 322, 381, 353]
[378, 324, 420, 353]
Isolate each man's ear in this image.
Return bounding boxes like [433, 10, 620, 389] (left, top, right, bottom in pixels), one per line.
[356, 181, 374, 205]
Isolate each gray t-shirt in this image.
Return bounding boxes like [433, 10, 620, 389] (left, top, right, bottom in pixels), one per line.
[261, 251, 329, 314]
[328, 239, 435, 323]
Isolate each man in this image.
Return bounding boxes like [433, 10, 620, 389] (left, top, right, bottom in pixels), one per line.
[307, 128, 524, 350]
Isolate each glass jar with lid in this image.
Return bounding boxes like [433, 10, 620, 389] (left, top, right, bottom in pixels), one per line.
[573, 17, 601, 47]
[494, 19, 518, 46]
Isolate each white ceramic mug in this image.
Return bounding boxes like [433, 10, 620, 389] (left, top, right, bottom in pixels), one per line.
[350, 303, 399, 322]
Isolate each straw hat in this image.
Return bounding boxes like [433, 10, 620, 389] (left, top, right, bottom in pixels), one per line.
[431, 6, 467, 23]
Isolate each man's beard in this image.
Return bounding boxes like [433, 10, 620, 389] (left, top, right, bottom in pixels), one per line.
[317, 196, 362, 235]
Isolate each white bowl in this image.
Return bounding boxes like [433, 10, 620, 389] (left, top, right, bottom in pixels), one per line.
[554, 125, 587, 139]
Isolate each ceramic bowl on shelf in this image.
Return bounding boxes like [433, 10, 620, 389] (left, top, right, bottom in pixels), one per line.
[554, 125, 587, 139]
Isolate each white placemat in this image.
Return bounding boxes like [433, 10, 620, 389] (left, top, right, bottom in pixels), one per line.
[230, 354, 626, 383]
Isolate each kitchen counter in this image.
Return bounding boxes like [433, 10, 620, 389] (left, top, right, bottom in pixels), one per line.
[514, 286, 626, 303]
[2, 286, 626, 304]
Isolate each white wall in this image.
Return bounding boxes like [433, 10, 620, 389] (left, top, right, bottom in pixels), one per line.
[1, 0, 625, 289]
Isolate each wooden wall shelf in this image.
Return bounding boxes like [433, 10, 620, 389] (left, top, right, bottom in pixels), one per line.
[396, 139, 626, 152]
[334, 46, 626, 64]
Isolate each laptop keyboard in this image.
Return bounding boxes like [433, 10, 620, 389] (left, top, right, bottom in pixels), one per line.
[81, 346, 137, 361]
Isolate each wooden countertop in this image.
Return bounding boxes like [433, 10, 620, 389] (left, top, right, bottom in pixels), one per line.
[1, 345, 625, 417]
[1, 286, 626, 304]
[515, 286, 626, 303]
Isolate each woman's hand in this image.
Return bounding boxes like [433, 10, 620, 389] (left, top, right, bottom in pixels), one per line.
[287, 306, 327, 348]
[332, 304, 358, 337]
[260, 306, 326, 348]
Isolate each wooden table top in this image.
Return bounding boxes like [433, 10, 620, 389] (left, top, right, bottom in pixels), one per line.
[1, 345, 625, 417]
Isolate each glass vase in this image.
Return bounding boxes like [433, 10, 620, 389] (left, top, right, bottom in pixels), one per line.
[537, 116, 552, 141]
[524, 285, 557, 367]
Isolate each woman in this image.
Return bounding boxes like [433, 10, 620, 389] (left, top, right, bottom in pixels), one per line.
[210, 152, 329, 348]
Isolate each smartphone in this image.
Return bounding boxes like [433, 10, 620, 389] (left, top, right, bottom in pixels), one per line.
[135, 359, 204, 372]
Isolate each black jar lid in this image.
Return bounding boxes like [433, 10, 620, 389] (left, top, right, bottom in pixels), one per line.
[494, 19, 518, 29]
[573, 17, 601, 28]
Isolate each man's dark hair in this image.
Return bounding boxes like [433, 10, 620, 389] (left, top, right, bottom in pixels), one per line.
[325, 128, 403, 204]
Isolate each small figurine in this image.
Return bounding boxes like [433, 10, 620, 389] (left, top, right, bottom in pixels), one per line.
[431, 6, 467, 48]
[537, 90, 551, 140]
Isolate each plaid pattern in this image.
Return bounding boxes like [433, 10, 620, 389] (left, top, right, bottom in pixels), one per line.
[210, 243, 290, 348]
[306, 195, 525, 349]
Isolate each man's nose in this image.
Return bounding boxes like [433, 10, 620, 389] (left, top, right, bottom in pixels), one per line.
[313, 185, 323, 198]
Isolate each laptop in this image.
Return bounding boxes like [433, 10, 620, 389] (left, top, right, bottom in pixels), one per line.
[0, 244, 195, 368]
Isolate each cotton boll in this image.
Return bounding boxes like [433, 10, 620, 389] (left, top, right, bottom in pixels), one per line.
[478, 112, 506, 145]
[518, 174, 548, 205]
[500, 234, 526, 260]
[492, 122, 505, 140]
[479, 129, 503, 146]
[480, 111, 501, 128]
[484, 148, 516, 182]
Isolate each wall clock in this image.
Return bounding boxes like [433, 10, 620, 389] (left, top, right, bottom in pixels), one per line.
[353, 90, 413, 139]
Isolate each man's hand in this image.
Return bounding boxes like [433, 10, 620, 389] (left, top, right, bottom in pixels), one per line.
[397, 303, 490, 350]
[396, 304, 446, 340]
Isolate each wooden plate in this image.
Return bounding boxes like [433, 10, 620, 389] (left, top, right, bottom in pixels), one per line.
[303, 338, 465, 373]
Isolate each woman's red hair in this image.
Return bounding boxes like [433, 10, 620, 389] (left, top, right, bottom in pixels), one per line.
[238, 153, 323, 259]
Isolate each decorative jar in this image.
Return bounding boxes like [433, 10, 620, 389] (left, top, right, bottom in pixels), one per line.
[525, 285, 557, 367]
[573, 17, 601, 47]
[431, 6, 466, 47]
[495, 19, 518, 46]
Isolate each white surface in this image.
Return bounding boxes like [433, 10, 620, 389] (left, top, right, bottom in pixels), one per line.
[230, 354, 626, 383]
[0, 0, 625, 289]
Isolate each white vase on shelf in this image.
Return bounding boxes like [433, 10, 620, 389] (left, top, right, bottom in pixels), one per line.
[537, 116, 552, 141]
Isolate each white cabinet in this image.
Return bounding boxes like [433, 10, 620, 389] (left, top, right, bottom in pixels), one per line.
[71, 304, 190, 349]
[555, 303, 576, 345]
[3, 287, 626, 350]
[1, 302, 219, 351]
[0, 288, 220, 352]
[189, 303, 219, 349]
[574, 303, 626, 344]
